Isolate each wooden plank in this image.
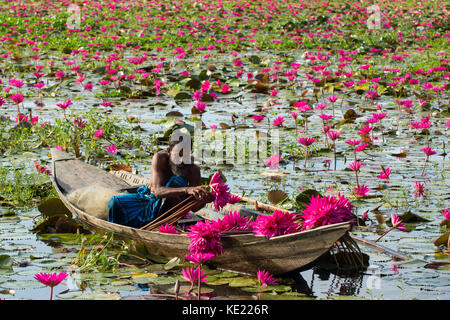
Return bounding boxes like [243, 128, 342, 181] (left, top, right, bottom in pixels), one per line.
[350, 234, 409, 260]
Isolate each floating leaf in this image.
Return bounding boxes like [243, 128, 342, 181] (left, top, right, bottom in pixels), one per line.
[219, 123, 231, 130]
[186, 78, 201, 90]
[424, 262, 450, 270]
[166, 111, 184, 117]
[164, 257, 181, 270]
[0, 255, 13, 269]
[228, 277, 259, 287]
[205, 276, 236, 286]
[241, 285, 292, 293]
[295, 189, 321, 210]
[248, 55, 261, 65]
[327, 295, 369, 300]
[254, 292, 313, 300]
[267, 190, 288, 205]
[433, 232, 450, 247]
[390, 151, 407, 158]
[343, 109, 359, 120]
[174, 92, 192, 101]
[131, 273, 158, 284]
[37, 198, 72, 218]
[388, 211, 431, 224]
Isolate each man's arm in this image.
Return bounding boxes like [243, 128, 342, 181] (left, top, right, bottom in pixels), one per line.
[149, 152, 210, 201]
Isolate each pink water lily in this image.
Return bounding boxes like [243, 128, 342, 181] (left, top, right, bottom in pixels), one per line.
[94, 128, 103, 139]
[181, 267, 207, 290]
[327, 131, 340, 170]
[185, 252, 215, 265]
[354, 185, 370, 197]
[441, 209, 450, 220]
[34, 272, 68, 300]
[215, 211, 249, 232]
[209, 172, 231, 210]
[187, 220, 223, 256]
[301, 193, 355, 231]
[250, 210, 299, 238]
[391, 214, 407, 231]
[298, 137, 316, 167]
[265, 154, 281, 170]
[106, 144, 117, 154]
[375, 214, 407, 242]
[272, 116, 284, 127]
[257, 270, 278, 287]
[252, 114, 265, 122]
[56, 99, 72, 110]
[377, 167, 392, 182]
[159, 223, 179, 234]
[413, 181, 425, 198]
[421, 147, 436, 175]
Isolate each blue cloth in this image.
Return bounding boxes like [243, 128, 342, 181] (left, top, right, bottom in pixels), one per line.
[107, 175, 188, 228]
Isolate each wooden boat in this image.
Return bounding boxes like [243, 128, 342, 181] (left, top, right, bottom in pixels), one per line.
[50, 148, 352, 275]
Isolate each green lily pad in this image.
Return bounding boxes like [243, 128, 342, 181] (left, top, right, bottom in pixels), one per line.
[0, 255, 13, 269]
[131, 273, 158, 284]
[37, 198, 72, 218]
[69, 292, 122, 300]
[0, 280, 47, 290]
[228, 277, 259, 287]
[174, 285, 215, 295]
[110, 279, 132, 286]
[327, 296, 370, 300]
[146, 276, 178, 285]
[254, 292, 313, 300]
[100, 284, 140, 292]
[295, 189, 321, 210]
[241, 284, 292, 293]
[205, 276, 236, 286]
[174, 92, 192, 101]
[164, 257, 181, 270]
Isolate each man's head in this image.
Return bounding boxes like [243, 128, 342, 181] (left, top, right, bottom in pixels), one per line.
[168, 130, 193, 176]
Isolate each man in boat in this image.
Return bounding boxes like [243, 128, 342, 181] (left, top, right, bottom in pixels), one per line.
[107, 131, 214, 228]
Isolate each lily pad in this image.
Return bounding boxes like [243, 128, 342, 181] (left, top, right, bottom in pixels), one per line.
[434, 232, 450, 247]
[241, 284, 292, 293]
[37, 198, 72, 218]
[295, 189, 321, 210]
[267, 190, 288, 205]
[327, 295, 370, 300]
[164, 257, 181, 270]
[254, 292, 313, 300]
[0, 280, 46, 290]
[0, 255, 13, 269]
[146, 276, 178, 285]
[228, 277, 259, 287]
[131, 273, 158, 284]
[174, 92, 192, 101]
[205, 276, 237, 286]
[68, 292, 122, 300]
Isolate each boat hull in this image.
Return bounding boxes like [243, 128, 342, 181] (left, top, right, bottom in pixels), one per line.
[50, 148, 351, 275]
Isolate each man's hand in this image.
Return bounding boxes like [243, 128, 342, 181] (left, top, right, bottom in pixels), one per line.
[185, 186, 214, 202]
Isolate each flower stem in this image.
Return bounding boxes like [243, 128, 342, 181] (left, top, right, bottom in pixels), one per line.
[333, 142, 336, 171]
[304, 146, 308, 168]
[197, 264, 202, 300]
[421, 157, 428, 176]
[374, 226, 395, 242]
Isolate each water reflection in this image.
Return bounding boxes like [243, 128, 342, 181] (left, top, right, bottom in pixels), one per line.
[288, 266, 366, 298]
